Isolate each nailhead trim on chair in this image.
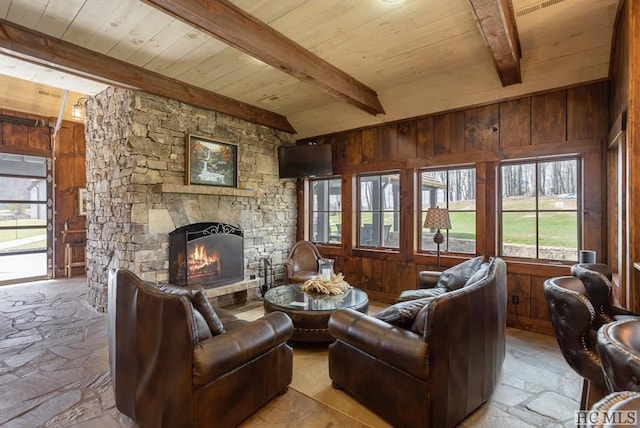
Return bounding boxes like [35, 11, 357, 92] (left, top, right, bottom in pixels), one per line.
[601, 320, 640, 363]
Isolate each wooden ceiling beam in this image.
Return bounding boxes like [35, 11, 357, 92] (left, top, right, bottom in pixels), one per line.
[468, 0, 522, 86]
[141, 0, 385, 116]
[0, 18, 295, 133]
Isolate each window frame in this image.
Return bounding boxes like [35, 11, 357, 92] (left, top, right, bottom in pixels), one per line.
[417, 166, 477, 255]
[356, 171, 401, 250]
[498, 156, 582, 262]
[308, 177, 342, 245]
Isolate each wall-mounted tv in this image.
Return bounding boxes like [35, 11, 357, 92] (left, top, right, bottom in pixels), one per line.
[278, 144, 333, 179]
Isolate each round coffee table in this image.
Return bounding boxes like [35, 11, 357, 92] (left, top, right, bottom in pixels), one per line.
[263, 284, 369, 342]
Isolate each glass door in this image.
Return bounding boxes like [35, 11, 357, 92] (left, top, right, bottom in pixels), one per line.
[0, 154, 52, 284]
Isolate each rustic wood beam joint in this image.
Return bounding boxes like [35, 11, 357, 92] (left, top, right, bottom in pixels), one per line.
[468, 0, 522, 87]
[0, 18, 295, 133]
[142, 0, 385, 116]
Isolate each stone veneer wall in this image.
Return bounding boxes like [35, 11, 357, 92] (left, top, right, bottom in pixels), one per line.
[84, 87, 296, 311]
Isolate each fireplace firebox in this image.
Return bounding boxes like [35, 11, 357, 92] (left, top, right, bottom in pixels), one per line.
[169, 223, 244, 288]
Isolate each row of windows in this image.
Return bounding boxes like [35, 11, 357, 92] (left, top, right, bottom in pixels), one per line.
[310, 156, 581, 262]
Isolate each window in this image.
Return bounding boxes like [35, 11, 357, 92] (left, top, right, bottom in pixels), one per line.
[500, 157, 580, 261]
[358, 173, 400, 248]
[310, 178, 341, 244]
[419, 167, 476, 254]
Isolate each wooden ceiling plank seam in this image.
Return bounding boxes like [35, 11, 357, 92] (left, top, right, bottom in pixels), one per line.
[468, 0, 522, 87]
[83, 0, 152, 54]
[60, 0, 125, 47]
[106, 9, 176, 62]
[126, 19, 198, 68]
[141, 0, 385, 116]
[34, 0, 87, 39]
[0, 18, 295, 133]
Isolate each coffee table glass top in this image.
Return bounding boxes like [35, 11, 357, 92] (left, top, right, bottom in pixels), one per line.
[264, 284, 368, 311]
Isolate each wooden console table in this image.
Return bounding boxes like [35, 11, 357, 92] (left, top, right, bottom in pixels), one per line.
[61, 229, 86, 278]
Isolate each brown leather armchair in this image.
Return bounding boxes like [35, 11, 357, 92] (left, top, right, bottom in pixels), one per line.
[543, 276, 607, 409]
[597, 319, 640, 393]
[589, 391, 640, 427]
[107, 269, 294, 428]
[284, 240, 322, 284]
[328, 257, 506, 428]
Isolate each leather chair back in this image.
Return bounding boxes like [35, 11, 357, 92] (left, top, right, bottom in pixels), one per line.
[571, 263, 616, 325]
[284, 240, 322, 283]
[543, 276, 606, 388]
[597, 319, 640, 393]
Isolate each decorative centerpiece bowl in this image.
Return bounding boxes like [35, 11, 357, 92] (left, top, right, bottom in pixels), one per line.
[301, 272, 351, 295]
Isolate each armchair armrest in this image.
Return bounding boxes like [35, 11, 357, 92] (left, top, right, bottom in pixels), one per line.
[328, 308, 429, 380]
[193, 311, 293, 388]
[418, 270, 441, 289]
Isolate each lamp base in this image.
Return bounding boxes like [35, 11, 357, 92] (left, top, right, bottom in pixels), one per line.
[433, 229, 444, 245]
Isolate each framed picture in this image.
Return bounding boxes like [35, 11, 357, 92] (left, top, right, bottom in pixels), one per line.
[77, 187, 87, 216]
[185, 135, 238, 188]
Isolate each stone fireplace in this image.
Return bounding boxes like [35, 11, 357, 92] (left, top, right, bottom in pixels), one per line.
[169, 222, 244, 288]
[83, 87, 297, 311]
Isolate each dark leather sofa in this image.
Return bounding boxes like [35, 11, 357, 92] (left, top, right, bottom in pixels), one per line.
[328, 257, 507, 428]
[107, 269, 294, 428]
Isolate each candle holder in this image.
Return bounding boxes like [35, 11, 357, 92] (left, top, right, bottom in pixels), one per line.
[318, 258, 335, 282]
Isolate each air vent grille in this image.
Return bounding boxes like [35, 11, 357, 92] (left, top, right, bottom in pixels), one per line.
[516, 0, 566, 17]
[37, 89, 62, 99]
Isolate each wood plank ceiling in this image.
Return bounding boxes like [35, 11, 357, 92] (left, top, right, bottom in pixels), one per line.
[0, 0, 621, 138]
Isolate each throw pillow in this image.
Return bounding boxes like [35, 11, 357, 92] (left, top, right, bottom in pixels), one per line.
[436, 256, 484, 291]
[410, 303, 431, 337]
[396, 287, 445, 302]
[464, 260, 491, 287]
[373, 297, 433, 329]
[156, 284, 226, 336]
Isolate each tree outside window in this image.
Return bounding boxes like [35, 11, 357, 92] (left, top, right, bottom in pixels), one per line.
[358, 173, 400, 248]
[500, 157, 580, 261]
[310, 178, 341, 244]
[419, 167, 476, 254]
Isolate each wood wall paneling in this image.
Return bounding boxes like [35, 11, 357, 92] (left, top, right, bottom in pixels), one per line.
[433, 111, 465, 156]
[416, 116, 434, 159]
[531, 91, 567, 145]
[464, 104, 499, 153]
[499, 98, 531, 148]
[301, 81, 609, 335]
[568, 82, 610, 141]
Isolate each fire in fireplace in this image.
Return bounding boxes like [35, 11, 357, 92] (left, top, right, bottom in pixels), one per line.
[169, 222, 244, 288]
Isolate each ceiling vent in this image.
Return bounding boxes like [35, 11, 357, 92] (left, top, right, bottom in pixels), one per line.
[516, 0, 566, 17]
[37, 89, 62, 99]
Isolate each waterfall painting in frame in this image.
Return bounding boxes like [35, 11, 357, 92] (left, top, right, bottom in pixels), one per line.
[185, 135, 238, 188]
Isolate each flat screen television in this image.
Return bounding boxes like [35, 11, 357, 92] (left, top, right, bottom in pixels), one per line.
[278, 144, 333, 178]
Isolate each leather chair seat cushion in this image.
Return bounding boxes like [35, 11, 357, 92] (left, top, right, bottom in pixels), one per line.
[397, 287, 445, 302]
[373, 297, 433, 328]
[156, 284, 226, 336]
[436, 256, 484, 291]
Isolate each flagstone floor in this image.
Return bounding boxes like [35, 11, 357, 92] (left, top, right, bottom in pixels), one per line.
[0, 277, 583, 427]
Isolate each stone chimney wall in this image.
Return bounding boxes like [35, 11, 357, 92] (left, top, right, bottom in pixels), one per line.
[84, 87, 296, 311]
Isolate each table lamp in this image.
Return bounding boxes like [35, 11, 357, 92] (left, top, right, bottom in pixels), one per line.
[424, 206, 451, 270]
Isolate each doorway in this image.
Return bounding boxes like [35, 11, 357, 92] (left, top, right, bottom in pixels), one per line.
[0, 153, 52, 284]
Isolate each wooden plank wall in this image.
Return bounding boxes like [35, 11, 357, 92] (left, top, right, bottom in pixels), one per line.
[54, 122, 87, 277]
[0, 109, 86, 278]
[298, 81, 609, 335]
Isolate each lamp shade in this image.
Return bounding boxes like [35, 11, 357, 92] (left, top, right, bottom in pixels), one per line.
[424, 207, 451, 230]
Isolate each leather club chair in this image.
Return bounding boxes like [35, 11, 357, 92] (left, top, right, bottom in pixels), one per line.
[284, 240, 322, 284]
[589, 391, 640, 428]
[107, 268, 294, 428]
[597, 319, 640, 393]
[543, 276, 608, 409]
[570, 263, 638, 326]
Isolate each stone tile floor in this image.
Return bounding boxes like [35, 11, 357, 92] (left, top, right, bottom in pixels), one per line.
[0, 277, 583, 427]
